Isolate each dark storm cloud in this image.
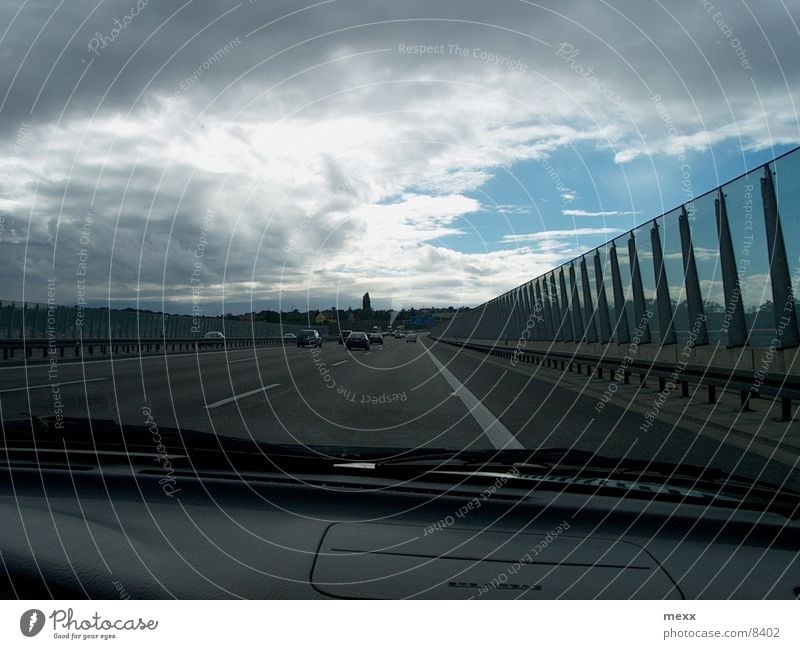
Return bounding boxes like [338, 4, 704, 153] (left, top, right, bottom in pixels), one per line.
[2, 1, 796, 121]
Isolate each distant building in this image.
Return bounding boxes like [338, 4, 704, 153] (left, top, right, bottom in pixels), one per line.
[362, 292, 372, 312]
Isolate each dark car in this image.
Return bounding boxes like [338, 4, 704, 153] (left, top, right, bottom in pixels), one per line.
[368, 332, 383, 345]
[345, 331, 370, 350]
[297, 329, 322, 348]
[338, 329, 353, 344]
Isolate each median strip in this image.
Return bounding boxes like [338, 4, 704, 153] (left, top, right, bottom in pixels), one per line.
[204, 383, 281, 409]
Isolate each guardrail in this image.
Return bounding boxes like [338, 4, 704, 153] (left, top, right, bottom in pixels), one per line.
[431, 335, 799, 421]
[0, 336, 292, 361]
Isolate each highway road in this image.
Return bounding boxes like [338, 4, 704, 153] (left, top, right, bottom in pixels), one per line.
[1, 334, 797, 489]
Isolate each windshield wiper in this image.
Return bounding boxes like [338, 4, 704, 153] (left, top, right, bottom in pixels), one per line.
[375, 447, 800, 514]
[4, 417, 798, 518]
[0, 415, 455, 466]
[376, 446, 786, 489]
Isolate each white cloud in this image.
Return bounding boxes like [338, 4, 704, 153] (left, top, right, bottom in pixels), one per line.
[4, 86, 608, 307]
[501, 228, 621, 243]
[493, 204, 529, 215]
[561, 209, 641, 217]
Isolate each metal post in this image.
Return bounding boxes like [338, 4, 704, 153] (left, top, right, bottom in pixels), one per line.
[521, 282, 535, 339]
[513, 287, 525, 340]
[494, 296, 503, 340]
[91, 308, 100, 339]
[528, 283, 544, 341]
[541, 276, 552, 341]
[507, 290, 517, 340]
[94, 308, 102, 339]
[569, 264, 584, 342]
[548, 273, 564, 342]
[715, 190, 748, 347]
[7, 302, 16, 337]
[482, 300, 494, 339]
[628, 234, 652, 344]
[521, 285, 532, 338]
[537, 279, 554, 340]
[492, 299, 501, 340]
[558, 268, 574, 342]
[609, 244, 630, 344]
[55, 304, 65, 339]
[33, 303, 42, 337]
[679, 206, 708, 345]
[67, 307, 76, 338]
[489, 300, 500, 340]
[501, 293, 512, 340]
[513, 287, 526, 339]
[579, 257, 598, 343]
[762, 163, 799, 348]
[593, 250, 612, 344]
[651, 222, 677, 344]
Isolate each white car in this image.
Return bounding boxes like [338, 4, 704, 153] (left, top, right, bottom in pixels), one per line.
[203, 331, 225, 339]
[406, 333, 417, 343]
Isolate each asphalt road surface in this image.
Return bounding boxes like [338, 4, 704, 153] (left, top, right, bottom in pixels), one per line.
[1, 334, 797, 489]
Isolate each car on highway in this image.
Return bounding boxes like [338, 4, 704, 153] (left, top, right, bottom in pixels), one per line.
[203, 331, 225, 339]
[368, 332, 383, 345]
[394, 331, 404, 339]
[405, 333, 417, 343]
[345, 331, 370, 350]
[296, 329, 322, 348]
[283, 333, 297, 341]
[337, 329, 353, 344]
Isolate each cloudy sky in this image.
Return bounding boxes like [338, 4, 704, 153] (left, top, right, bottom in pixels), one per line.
[0, 0, 798, 314]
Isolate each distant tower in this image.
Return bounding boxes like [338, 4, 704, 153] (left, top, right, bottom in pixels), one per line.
[362, 292, 372, 312]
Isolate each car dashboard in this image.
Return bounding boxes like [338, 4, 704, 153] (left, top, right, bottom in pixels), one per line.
[1, 460, 798, 599]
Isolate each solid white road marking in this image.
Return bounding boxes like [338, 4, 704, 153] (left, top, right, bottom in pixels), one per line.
[421, 342, 523, 450]
[332, 360, 349, 367]
[0, 377, 108, 393]
[205, 383, 281, 409]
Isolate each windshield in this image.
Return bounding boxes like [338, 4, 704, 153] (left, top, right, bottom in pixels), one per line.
[1, 0, 799, 501]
